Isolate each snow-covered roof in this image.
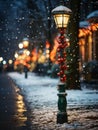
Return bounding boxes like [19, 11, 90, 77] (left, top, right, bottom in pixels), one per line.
[87, 10, 98, 23]
[87, 10, 98, 19]
[79, 21, 90, 28]
[52, 5, 72, 14]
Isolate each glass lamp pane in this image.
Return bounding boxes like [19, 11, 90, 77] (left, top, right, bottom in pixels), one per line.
[63, 14, 69, 27]
[54, 14, 70, 28]
[54, 14, 62, 28]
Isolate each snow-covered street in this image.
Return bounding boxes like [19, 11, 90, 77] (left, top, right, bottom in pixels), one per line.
[8, 72, 98, 130]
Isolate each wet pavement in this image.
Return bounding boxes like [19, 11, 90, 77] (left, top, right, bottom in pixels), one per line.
[0, 73, 31, 130]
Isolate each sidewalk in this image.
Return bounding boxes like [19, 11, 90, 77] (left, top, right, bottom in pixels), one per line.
[0, 73, 31, 130]
[7, 72, 98, 130]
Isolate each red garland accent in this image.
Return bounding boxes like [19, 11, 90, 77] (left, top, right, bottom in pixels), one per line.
[58, 54, 61, 58]
[57, 29, 68, 82]
[60, 70, 64, 75]
[57, 48, 60, 52]
[60, 65, 67, 70]
[63, 75, 66, 79]
[60, 30, 64, 34]
[57, 72, 60, 76]
[60, 77, 63, 82]
[58, 44, 63, 48]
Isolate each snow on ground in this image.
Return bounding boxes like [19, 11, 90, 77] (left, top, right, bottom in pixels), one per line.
[8, 72, 98, 130]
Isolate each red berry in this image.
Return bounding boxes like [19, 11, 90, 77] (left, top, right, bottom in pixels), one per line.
[57, 48, 60, 52]
[60, 70, 64, 75]
[57, 72, 60, 76]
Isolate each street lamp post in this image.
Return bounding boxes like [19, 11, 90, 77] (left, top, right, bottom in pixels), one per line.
[22, 38, 30, 78]
[52, 5, 72, 124]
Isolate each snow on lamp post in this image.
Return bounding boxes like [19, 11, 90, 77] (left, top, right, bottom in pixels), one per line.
[52, 5, 72, 124]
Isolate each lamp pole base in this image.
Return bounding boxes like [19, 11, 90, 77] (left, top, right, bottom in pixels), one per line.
[57, 112, 68, 124]
[57, 82, 68, 124]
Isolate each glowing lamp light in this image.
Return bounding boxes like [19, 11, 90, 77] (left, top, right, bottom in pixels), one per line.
[23, 41, 29, 48]
[26, 50, 30, 56]
[24, 50, 30, 56]
[8, 59, 13, 64]
[52, 5, 72, 28]
[46, 49, 50, 54]
[0, 57, 3, 62]
[23, 38, 29, 48]
[14, 53, 18, 58]
[3, 60, 6, 65]
[46, 41, 50, 49]
[18, 43, 23, 49]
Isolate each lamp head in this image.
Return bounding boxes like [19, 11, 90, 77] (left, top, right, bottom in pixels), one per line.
[52, 5, 72, 28]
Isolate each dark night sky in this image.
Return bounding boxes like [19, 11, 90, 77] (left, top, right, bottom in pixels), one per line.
[0, 0, 59, 61]
[0, 0, 31, 61]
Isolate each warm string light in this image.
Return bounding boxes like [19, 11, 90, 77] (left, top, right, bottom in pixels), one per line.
[57, 29, 68, 82]
[79, 23, 98, 37]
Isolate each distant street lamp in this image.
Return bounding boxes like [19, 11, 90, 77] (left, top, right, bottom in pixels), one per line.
[22, 38, 30, 78]
[3, 60, 7, 65]
[0, 57, 3, 62]
[14, 52, 19, 58]
[23, 38, 29, 48]
[8, 59, 13, 65]
[52, 5, 72, 124]
[18, 43, 23, 49]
